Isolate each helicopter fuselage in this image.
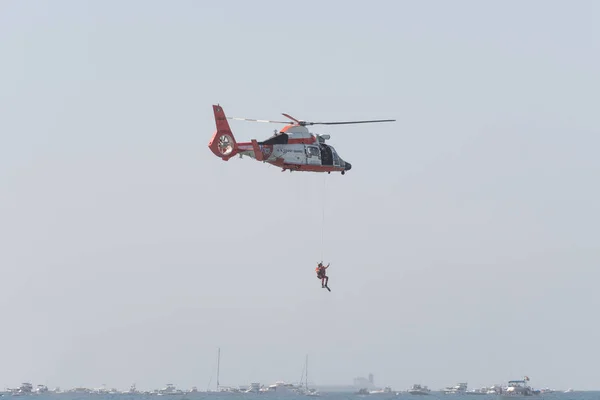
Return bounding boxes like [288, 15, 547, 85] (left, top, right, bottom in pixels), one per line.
[235, 126, 352, 173]
[208, 105, 355, 174]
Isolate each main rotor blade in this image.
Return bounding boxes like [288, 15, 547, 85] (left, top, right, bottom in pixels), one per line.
[281, 113, 301, 124]
[228, 117, 290, 124]
[228, 114, 396, 127]
[305, 119, 396, 125]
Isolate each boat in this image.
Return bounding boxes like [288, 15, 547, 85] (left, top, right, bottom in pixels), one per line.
[34, 385, 48, 394]
[93, 384, 118, 395]
[219, 386, 243, 393]
[156, 384, 184, 395]
[124, 384, 139, 394]
[260, 381, 302, 395]
[442, 383, 467, 394]
[487, 385, 503, 395]
[244, 383, 262, 394]
[297, 354, 320, 396]
[500, 378, 536, 397]
[206, 347, 230, 393]
[465, 388, 487, 395]
[13, 384, 33, 396]
[408, 385, 431, 395]
[370, 387, 394, 395]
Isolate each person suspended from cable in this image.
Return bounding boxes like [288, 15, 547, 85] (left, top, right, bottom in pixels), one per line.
[316, 262, 330, 292]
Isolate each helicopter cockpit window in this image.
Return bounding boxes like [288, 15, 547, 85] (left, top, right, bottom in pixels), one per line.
[331, 148, 340, 166]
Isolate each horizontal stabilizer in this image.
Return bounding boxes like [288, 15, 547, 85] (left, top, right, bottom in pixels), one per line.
[251, 139, 264, 161]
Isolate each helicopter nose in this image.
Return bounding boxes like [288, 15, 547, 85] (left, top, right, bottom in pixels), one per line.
[344, 162, 352, 171]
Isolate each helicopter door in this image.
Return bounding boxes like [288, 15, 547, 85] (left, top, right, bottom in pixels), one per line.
[320, 144, 333, 166]
[305, 145, 321, 165]
[330, 147, 341, 167]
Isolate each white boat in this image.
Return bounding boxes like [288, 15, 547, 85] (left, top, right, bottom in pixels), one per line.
[14, 384, 33, 396]
[466, 387, 488, 395]
[207, 347, 231, 394]
[157, 384, 184, 395]
[260, 381, 302, 395]
[499, 378, 535, 398]
[298, 354, 320, 397]
[244, 383, 262, 394]
[408, 385, 431, 395]
[443, 383, 467, 394]
[370, 387, 394, 395]
[219, 386, 242, 393]
[34, 385, 48, 394]
[124, 384, 138, 394]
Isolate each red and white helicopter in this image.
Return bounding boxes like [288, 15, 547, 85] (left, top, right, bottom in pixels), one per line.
[208, 104, 395, 174]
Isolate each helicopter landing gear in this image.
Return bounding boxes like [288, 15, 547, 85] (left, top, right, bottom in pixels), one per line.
[328, 171, 331, 174]
[341, 171, 345, 175]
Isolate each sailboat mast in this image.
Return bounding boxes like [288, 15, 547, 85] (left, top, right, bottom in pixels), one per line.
[305, 354, 308, 390]
[216, 348, 220, 392]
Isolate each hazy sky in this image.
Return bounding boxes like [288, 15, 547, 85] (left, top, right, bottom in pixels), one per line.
[1, 0, 599, 392]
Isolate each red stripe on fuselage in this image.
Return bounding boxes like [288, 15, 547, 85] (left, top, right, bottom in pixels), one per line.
[269, 158, 343, 172]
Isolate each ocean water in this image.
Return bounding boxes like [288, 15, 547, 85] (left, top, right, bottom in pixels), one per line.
[8, 392, 600, 400]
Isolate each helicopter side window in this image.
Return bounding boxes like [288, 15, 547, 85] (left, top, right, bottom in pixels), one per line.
[306, 146, 320, 158]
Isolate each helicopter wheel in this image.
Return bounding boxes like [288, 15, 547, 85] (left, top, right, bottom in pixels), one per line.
[341, 171, 345, 175]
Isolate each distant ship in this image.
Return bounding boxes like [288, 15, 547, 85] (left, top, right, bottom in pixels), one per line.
[442, 383, 467, 394]
[500, 378, 536, 398]
[260, 381, 302, 395]
[465, 387, 487, 395]
[408, 385, 431, 395]
[156, 384, 184, 395]
[370, 387, 394, 395]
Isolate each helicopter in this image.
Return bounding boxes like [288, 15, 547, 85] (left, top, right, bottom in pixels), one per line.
[208, 104, 395, 174]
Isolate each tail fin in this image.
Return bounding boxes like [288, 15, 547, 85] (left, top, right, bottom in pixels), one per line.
[208, 104, 238, 160]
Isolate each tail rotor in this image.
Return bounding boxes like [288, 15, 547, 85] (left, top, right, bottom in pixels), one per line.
[208, 105, 238, 160]
[217, 134, 235, 156]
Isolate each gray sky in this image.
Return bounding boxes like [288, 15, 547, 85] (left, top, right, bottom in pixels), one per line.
[1, 0, 599, 392]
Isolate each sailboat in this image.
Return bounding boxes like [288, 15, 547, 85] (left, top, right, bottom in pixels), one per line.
[300, 355, 320, 397]
[207, 348, 226, 394]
